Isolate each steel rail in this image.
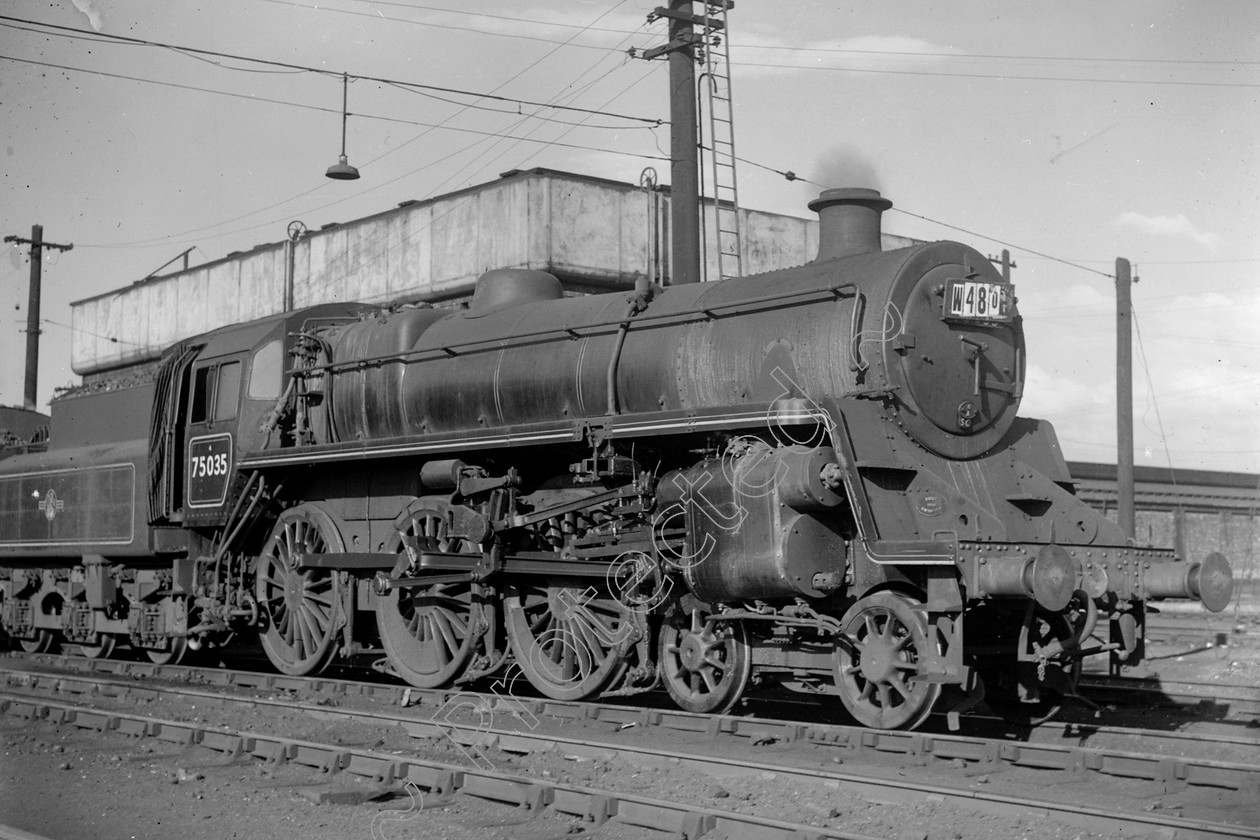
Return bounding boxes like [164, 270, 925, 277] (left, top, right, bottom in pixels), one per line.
[1, 685, 1256, 840]
[3, 662, 1258, 836]
[12, 649, 1260, 750]
[18, 652, 1260, 712]
[0, 825, 57, 840]
[1079, 674, 1260, 715]
[7, 653, 1259, 791]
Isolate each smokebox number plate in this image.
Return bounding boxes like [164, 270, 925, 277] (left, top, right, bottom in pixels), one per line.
[944, 280, 1014, 322]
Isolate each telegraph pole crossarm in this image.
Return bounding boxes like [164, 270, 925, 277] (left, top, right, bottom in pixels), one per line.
[5, 225, 73, 411]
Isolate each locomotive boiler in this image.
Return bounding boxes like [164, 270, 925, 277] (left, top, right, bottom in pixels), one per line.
[0, 188, 1234, 730]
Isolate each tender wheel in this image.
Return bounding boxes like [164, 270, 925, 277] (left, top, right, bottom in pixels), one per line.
[833, 591, 942, 730]
[978, 606, 1082, 727]
[72, 634, 116, 660]
[503, 581, 630, 701]
[659, 607, 751, 714]
[376, 504, 481, 688]
[145, 636, 189, 666]
[255, 504, 344, 676]
[15, 594, 63, 654]
[18, 629, 58, 654]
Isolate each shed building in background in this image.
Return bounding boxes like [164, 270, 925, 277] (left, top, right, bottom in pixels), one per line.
[1068, 461, 1259, 603]
[70, 168, 918, 376]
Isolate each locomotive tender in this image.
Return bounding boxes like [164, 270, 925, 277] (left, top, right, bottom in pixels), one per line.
[0, 188, 1234, 729]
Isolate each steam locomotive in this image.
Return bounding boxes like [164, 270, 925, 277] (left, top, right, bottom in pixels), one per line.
[0, 188, 1234, 730]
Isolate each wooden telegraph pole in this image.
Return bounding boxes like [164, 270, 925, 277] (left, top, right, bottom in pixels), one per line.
[1115, 257, 1135, 542]
[4, 225, 73, 411]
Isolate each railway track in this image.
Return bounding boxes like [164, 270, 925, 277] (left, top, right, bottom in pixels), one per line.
[1144, 611, 1260, 650]
[2, 654, 1257, 839]
[1077, 673, 1260, 718]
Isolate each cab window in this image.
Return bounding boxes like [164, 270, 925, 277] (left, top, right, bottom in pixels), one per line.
[190, 367, 212, 424]
[189, 360, 242, 424]
[248, 339, 284, 400]
[213, 361, 241, 421]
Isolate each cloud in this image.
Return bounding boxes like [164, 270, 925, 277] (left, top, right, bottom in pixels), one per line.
[68, 0, 104, 31]
[730, 31, 956, 77]
[835, 35, 954, 58]
[1019, 284, 1260, 473]
[1114, 211, 1221, 251]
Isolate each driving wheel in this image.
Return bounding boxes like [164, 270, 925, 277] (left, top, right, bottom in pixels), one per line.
[255, 504, 344, 676]
[503, 581, 630, 701]
[375, 503, 482, 688]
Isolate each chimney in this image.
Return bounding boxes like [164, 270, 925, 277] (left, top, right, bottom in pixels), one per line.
[808, 188, 892, 262]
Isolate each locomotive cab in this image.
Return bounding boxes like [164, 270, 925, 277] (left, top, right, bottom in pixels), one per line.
[150, 303, 365, 526]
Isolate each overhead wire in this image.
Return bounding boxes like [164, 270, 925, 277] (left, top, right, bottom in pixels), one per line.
[451, 1, 656, 187]
[1131, 306, 1181, 482]
[254, 0, 631, 52]
[0, 15, 663, 125]
[2, 6, 666, 251]
[40, 318, 151, 349]
[260, 0, 1260, 72]
[725, 58, 1260, 89]
[749, 161, 1116, 279]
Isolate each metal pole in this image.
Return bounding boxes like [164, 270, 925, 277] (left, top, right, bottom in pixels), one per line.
[1116, 257, 1135, 541]
[667, 0, 700, 285]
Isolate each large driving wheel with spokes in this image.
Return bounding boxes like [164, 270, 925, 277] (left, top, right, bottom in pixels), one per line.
[255, 504, 344, 676]
[659, 606, 751, 714]
[375, 503, 482, 688]
[503, 581, 630, 701]
[833, 591, 942, 730]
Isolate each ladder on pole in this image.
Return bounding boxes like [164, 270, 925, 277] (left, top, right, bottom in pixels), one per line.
[699, 1, 742, 282]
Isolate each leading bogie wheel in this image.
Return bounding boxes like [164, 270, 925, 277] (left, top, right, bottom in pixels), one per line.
[659, 606, 751, 714]
[833, 591, 942, 730]
[255, 504, 344, 676]
[375, 503, 481, 688]
[977, 605, 1083, 727]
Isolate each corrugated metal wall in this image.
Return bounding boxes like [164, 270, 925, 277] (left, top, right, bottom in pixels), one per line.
[71, 169, 917, 375]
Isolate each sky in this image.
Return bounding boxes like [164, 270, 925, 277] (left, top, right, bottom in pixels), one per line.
[1, 0, 1258, 474]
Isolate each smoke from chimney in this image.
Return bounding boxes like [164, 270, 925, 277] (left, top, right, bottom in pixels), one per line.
[814, 145, 882, 192]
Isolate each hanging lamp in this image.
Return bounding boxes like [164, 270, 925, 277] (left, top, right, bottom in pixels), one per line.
[325, 72, 360, 180]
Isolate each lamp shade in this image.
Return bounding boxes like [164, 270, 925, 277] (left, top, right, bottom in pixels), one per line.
[325, 154, 360, 180]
